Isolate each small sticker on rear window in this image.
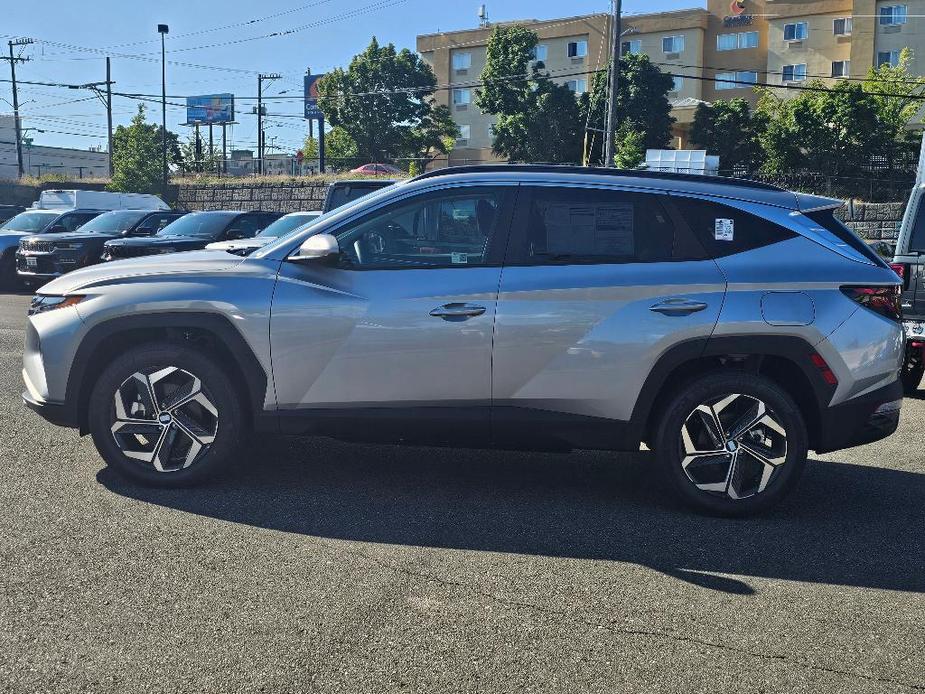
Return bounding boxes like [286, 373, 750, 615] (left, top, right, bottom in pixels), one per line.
[451, 252, 468, 264]
[714, 218, 734, 241]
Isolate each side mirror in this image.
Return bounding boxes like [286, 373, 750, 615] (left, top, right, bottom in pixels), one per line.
[292, 233, 339, 262]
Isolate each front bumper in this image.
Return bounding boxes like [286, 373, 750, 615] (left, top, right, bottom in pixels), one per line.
[815, 378, 903, 453]
[22, 390, 77, 428]
[16, 250, 84, 278]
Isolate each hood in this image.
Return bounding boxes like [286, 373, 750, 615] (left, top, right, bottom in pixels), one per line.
[0, 230, 29, 252]
[206, 237, 269, 251]
[104, 235, 205, 249]
[39, 250, 247, 295]
[21, 230, 117, 245]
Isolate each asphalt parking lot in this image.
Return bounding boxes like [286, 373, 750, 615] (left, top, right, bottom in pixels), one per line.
[0, 291, 923, 694]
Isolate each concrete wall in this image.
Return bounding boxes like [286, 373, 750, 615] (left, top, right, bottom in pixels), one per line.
[836, 200, 906, 239]
[175, 181, 328, 213]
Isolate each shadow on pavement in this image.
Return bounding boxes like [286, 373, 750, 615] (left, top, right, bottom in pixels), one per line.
[98, 436, 925, 594]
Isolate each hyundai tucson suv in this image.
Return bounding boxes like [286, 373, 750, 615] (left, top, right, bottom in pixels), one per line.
[22, 166, 904, 516]
[101, 210, 280, 261]
[16, 209, 186, 282]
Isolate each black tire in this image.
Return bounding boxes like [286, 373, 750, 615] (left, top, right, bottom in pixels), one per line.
[88, 341, 245, 486]
[654, 371, 808, 517]
[901, 361, 923, 396]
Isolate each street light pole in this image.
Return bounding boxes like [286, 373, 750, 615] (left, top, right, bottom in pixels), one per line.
[157, 24, 169, 190]
[603, 0, 622, 167]
[256, 73, 280, 176]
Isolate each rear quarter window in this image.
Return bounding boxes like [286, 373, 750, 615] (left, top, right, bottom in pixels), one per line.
[671, 195, 796, 257]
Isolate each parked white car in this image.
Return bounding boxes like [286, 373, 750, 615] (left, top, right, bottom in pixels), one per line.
[206, 211, 322, 255]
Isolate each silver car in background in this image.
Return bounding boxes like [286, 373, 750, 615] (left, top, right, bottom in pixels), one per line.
[22, 165, 903, 515]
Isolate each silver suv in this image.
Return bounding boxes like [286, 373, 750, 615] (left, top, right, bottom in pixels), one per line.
[22, 166, 904, 515]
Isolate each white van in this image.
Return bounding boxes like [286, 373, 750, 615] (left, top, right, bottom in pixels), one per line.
[34, 190, 169, 211]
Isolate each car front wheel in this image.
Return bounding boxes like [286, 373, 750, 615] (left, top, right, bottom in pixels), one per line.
[88, 342, 244, 486]
[654, 372, 808, 516]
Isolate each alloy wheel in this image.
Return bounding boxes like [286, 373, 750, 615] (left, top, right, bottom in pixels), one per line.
[110, 367, 219, 472]
[679, 393, 787, 500]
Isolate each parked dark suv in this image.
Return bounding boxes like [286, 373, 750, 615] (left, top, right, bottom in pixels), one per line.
[17, 209, 185, 282]
[323, 179, 396, 211]
[101, 210, 281, 261]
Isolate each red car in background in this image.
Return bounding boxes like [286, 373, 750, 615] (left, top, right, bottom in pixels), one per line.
[350, 163, 403, 175]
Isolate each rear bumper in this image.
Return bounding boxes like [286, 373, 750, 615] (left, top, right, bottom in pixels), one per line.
[815, 378, 903, 453]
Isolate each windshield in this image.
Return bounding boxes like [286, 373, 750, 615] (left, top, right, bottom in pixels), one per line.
[256, 214, 320, 239]
[74, 210, 148, 233]
[0, 211, 59, 232]
[158, 213, 235, 239]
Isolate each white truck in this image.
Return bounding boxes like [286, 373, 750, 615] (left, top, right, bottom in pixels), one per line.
[32, 190, 168, 211]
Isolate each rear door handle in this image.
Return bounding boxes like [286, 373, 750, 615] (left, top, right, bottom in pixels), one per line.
[430, 303, 487, 319]
[649, 298, 709, 316]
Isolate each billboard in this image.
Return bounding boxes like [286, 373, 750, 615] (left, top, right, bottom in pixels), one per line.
[304, 74, 324, 119]
[186, 94, 234, 124]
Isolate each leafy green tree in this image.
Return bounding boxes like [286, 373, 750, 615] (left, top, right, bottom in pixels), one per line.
[316, 37, 457, 162]
[476, 25, 582, 163]
[304, 127, 361, 168]
[179, 132, 221, 175]
[756, 81, 881, 178]
[863, 48, 925, 170]
[612, 122, 646, 168]
[109, 105, 180, 192]
[582, 53, 675, 165]
[689, 98, 763, 172]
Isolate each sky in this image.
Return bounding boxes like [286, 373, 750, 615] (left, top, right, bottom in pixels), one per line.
[2, 0, 700, 155]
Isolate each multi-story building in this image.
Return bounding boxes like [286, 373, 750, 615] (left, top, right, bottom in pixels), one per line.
[418, 0, 925, 164]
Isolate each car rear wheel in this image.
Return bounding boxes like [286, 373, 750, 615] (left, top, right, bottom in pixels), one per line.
[654, 372, 808, 516]
[88, 342, 244, 486]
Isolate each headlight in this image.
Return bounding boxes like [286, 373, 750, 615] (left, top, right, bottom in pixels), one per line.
[28, 295, 85, 316]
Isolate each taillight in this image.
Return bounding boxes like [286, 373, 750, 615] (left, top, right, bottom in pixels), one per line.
[810, 353, 838, 386]
[841, 286, 902, 321]
[889, 263, 910, 290]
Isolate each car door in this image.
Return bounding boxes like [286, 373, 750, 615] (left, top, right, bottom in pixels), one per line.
[270, 184, 516, 445]
[491, 184, 726, 450]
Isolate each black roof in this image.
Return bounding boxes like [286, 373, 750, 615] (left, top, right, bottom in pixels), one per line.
[412, 164, 784, 192]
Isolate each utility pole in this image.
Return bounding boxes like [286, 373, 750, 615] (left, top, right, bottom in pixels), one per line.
[157, 24, 169, 190]
[3, 39, 33, 178]
[603, 0, 622, 168]
[71, 59, 115, 176]
[256, 73, 280, 175]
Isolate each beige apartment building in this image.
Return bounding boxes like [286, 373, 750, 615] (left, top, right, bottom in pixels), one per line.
[417, 0, 925, 164]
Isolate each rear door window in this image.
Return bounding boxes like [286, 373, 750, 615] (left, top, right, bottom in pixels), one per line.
[506, 186, 704, 265]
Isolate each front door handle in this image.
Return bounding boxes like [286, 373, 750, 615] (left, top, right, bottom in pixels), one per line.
[430, 303, 486, 320]
[649, 298, 709, 316]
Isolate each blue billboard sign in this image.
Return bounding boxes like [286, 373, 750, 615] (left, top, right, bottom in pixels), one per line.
[304, 74, 324, 119]
[185, 94, 234, 124]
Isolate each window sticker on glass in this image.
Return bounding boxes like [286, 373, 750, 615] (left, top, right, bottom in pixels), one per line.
[544, 202, 635, 256]
[451, 252, 468, 264]
[715, 218, 734, 241]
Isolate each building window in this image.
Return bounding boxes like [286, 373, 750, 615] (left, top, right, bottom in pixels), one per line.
[716, 71, 758, 90]
[532, 44, 548, 61]
[452, 52, 471, 70]
[567, 40, 588, 58]
[566, 79, 587, 94]
[452, 88, 471, 105]
[831, 60, 850, 77]
[457, 124, 470, 143]
[880, 5, 908, 26]
[717, 31, 758, 50]
[833, 17, 853, 35]
[621, 39, 641, 54]
[878, 50, 901, 67]
[783, 22, 808, 41]
[662, 35, 684, 53]
[670, 76, 684, 92]
[782, 63, 807, 82]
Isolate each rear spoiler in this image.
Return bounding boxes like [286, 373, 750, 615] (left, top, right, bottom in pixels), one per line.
[793, 192, 843, 214]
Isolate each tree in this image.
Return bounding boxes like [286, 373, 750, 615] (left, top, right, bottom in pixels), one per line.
[689, 98, 763, 172]
[612, 122, 645, 169]
[178, 132, 221, 175]
[316, 37, 457, 162]
[109, 105, 180, 192]
[863, 48, 925, 171]
[303, 127, 360, 168]
[583, 53, 675, 165]
[476, 25, 582, 163]
[756, 81, 881, 178]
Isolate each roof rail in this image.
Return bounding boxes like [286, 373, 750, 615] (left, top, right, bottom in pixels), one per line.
[412, 163, 784, 192]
